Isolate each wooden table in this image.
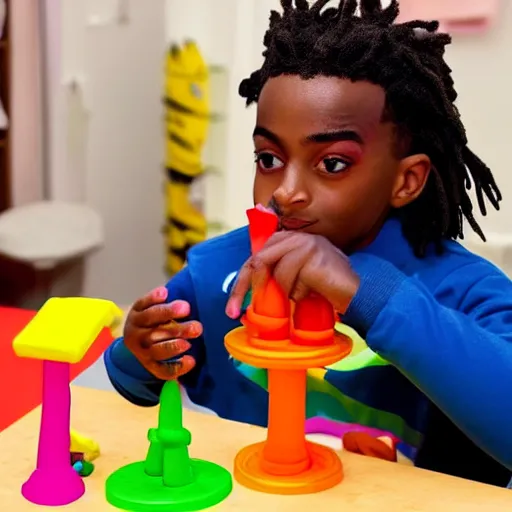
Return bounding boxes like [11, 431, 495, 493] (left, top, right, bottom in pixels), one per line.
[1, 386, 510, 511]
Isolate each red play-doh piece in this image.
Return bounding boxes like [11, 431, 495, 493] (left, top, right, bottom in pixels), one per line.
[247, 207, 279, 254]
[294, 295, 335, 332]
[246, 207, 289, 322]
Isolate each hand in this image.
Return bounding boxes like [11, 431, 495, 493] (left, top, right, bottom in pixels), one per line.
[124, 286, 203, 381]
[226, 231, 360, 319]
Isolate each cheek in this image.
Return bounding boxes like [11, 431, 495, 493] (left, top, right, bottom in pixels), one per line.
[346, 166, 396, 225]
[319, 167, 393, 224]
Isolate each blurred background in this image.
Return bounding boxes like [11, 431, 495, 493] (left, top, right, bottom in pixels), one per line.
[0, 0, 510, 312]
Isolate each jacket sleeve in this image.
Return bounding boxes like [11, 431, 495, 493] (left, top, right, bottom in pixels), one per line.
[104, 266, 206, 406]
[344, 253, 512, 470]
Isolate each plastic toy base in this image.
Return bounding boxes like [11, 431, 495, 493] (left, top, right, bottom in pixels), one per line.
[225, 326, 351, 370]
[21, 467, 85, 506]
[105, 459, 233, 512]
[234, 440, 343, 495]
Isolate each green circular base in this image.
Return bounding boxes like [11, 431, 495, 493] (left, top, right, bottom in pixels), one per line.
[105, 459, 233, 512]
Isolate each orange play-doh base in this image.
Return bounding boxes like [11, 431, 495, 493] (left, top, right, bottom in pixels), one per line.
[224, 326, 351, 495]
[234, 440, 343, 495]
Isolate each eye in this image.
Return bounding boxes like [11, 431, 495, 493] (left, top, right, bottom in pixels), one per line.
[318, 157, 350, 174]
[254, 152, 285, 173]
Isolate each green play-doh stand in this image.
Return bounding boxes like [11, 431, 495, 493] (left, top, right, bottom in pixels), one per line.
[105, 380, 232, 511]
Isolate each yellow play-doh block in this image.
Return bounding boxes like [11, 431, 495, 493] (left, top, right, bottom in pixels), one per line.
[70, 429, 100, 461]
[12, 297, 123, 364]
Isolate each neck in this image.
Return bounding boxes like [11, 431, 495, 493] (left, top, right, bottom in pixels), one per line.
[343, 212, 390, 255]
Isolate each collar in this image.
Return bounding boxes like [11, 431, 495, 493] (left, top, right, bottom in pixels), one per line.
[355, 217, 414, 272]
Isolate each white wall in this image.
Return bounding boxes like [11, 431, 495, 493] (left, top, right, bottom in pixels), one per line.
[166, 0, 512, 237]
[40, 1, 511, 306]
[10, 0, 43, 206]
[49, 0, 167, 304]
[446, 3, 512, 236]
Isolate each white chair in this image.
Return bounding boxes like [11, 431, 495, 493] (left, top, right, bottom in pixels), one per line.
[0, 200, 104, 306]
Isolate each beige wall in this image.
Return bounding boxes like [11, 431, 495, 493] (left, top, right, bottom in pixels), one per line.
[447, 6, 512, 235]
[43, 0, 167, 304]
[21, 1, 510, 305]
[10, 0, 43, 206]
[166, 0, 512, 236]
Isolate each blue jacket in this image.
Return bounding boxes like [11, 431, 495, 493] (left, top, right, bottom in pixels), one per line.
[105, 218, 512, 484]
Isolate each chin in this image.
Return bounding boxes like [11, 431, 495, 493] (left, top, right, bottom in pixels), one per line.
[317, 230, 349, 250]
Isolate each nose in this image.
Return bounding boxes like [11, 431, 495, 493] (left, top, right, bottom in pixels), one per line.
[272, 166, 310, 212]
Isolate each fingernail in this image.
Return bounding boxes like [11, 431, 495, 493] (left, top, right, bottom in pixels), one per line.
[226, 302, 240, 319]
[155, 287, 167, 299]
[174, 302, 188, 315]
[190, 324, 202, 337]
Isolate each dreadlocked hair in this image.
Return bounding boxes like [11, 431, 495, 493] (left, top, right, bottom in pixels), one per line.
[239, 0, 502, 256]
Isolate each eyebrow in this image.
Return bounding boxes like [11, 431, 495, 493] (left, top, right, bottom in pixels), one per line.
[253, 126, 363, 146]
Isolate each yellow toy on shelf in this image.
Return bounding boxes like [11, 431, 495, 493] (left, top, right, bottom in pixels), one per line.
[12, 297, 122, 507]
[163, 40, 211, 276]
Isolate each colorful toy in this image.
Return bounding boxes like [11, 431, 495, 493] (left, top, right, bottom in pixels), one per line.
[12, 297, 122, 506]
[72, 459, 95, 477]
[305, 416, 399, 443]
[163, 41, 210, 276]
[105, 379, 232, 511]
[305, 417, 398, 462]
[224, 207, 353, 495]
[342, 432, 398, 462]
[70, 428, 100, 461]
[69, 429, 99, 478]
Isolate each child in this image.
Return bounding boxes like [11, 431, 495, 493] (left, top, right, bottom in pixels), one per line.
[105, 0, 512, 486]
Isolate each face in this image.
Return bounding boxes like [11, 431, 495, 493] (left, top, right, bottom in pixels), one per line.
[252, 75, 430, 252]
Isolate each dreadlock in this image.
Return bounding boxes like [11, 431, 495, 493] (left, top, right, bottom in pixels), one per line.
[239, 0, 502, 256]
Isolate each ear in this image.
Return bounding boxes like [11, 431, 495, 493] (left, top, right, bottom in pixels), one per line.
[390, 154, 431, 208]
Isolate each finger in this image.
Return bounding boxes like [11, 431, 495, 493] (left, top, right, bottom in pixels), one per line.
[150, 320, 203, 341]
[237, 240, 290, 293]
[133, 286, 168, 312]
[226, 232, 307, 319]
[148, 355, 196, 381]
[272, 249, 310, 297]
[254, 233, 309, 269]
[149, 339, 191, 362]
[251, 260, 270, 294]
[289, 281, 311, 303]
[135, 300, 191, 328]
[264, 230, 298, 247]
[226, 261, 253, 319]
[144, 328, 175, 345]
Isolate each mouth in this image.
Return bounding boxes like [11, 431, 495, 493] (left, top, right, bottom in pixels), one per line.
[261, 200, 316, 232]
[279, 218, 317, 231]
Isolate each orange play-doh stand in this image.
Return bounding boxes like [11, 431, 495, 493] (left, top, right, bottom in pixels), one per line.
[224, 207, 352, 495]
